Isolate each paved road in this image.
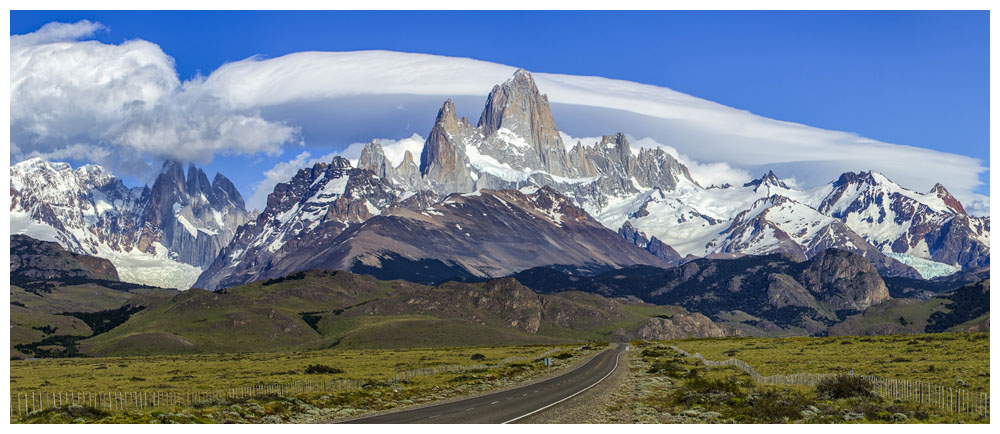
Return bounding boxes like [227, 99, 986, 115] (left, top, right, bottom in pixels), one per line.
[342, 344, 627, 424]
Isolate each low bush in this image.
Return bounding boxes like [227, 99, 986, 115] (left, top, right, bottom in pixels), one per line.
[815, 374, 874, 400]
[647, 360, 682, 376]
[303, 364, 343, 375]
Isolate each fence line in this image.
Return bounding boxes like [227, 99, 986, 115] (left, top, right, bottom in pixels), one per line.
[11, 347, 566, 418]
[669, 345, 989, 419]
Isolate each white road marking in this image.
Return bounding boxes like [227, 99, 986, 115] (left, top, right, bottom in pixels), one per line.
[490, 401, 499, 405]
[502, 346, 624, 424]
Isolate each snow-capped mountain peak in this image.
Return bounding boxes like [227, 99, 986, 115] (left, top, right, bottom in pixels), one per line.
[10, 158, 249, 288]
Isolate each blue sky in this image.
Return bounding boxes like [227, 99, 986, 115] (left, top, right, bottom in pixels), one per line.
[10, 10, 990, 210]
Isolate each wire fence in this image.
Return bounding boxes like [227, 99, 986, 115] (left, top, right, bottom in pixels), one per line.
[11, 347, 566, 418]
[670, 345, 989, 420]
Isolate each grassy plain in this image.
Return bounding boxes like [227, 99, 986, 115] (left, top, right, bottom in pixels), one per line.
[11, 343, 599, 423]
[668, 332, 989, 391]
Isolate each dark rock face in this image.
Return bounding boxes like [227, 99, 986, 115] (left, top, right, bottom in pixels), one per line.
[619, 221, 682, 264]
[636, 311, 733, 340]
[10, 234, 119, 282]
[798, 249, 890, 311]
[514, 248, 895, 335]
[925, 214, 991, 269]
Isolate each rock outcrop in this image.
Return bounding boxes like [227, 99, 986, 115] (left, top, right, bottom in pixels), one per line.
[10, 234, 120, 282]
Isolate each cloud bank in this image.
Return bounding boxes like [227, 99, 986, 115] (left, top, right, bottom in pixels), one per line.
[10, 21, 298, 175]
[11, 22, 988, 215]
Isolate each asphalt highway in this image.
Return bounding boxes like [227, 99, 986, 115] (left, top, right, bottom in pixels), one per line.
[341, 343, 627, 424]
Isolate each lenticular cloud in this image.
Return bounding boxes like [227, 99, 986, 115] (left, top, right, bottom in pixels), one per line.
[10, 22, 989, 214]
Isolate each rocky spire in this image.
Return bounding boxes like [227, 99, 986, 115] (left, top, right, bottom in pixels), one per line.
[476, 69, 572, 176]
[419, 99, 475, 193]
[358, 140, 393, 179]
[186, 163, 213, 199]
[212, 172, 245, 210]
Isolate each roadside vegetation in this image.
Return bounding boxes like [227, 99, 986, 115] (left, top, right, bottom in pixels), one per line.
[11, 344, 599, 423]
[614, 333, 988, 423]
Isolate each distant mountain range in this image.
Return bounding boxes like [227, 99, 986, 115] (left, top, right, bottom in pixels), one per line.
[10, 234, 986, 359]
[9, 69, 989, 290]
[11, 158, 248, 288]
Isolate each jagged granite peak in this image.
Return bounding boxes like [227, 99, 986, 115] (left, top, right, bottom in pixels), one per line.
[212, 172, 245, 210]
[145, 160, 251, 269]
[743, 170, 790, 191]
[10, 158, 249, 288]
[358, 140, 393, 179]
[567, 141, 598, 177]
[634, 146, 697, 191]
[476, 69, 572, 176]
[185, 163, 212, 198]
[360, 140, 427, 191]
[419, 98, 476, 193]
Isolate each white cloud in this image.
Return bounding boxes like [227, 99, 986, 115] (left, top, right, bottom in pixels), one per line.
[10, 21, 298, 176]
[10, 20, 106, 45]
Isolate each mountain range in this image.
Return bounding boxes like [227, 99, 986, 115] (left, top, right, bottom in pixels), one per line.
[9, 69, 990, 291]
[11, 158, 249, 288]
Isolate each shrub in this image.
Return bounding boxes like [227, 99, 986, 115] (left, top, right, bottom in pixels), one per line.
[815, 374, 874, 400]
[739, 389, 810, 423]
[470, 353, 486, 361]
[554, 352, 573, 360]
[304, 364, 344, 374]
[647, 360, 682, 376]
[641, 348, 664, 358]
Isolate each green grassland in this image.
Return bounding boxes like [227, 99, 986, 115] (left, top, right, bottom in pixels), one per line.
[11, 343, 600, 423]
[628, 333, 990, 423]
[77, 271, 684, 356]
[667, 333, 989, 392]
[11, 284, 177, 358]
